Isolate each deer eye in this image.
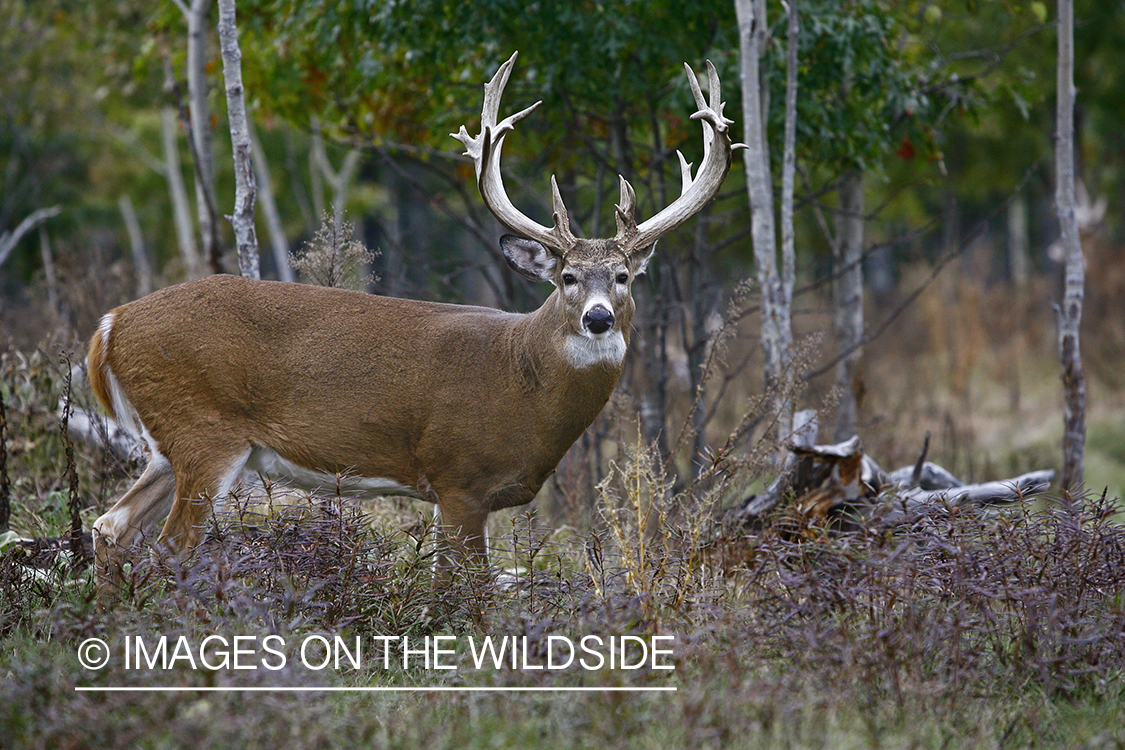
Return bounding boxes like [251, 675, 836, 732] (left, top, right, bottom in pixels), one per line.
[561, 273, 577, 286]
[616, 273, 629, 285]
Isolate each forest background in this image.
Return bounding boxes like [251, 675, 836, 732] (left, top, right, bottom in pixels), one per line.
[2, 0, 1125, 512]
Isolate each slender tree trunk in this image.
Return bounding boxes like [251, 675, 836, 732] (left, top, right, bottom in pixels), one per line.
[736, 0, 794, 449]
[118, 195, 154, 296]
[249, 120, 295, 282]
[161, 105, 205, 278]
[176, 0, 222, 273]
[1007, 194, 1029, 291]
[780, 1, 798, 314]
[311, 118, 362, 222]
[38, 225, 60, 319]
[1055, 0, 1086, 491]
[217, 0, 259, 279]
[774, 0, 799, 444]
[309, 118, 327, 221]
[833, 170, 865, 441]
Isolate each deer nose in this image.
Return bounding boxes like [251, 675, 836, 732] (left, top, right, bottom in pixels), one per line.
[583, 305, 614, 335]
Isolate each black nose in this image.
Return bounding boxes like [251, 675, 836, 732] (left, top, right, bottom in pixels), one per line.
[583, 305, 614, 334]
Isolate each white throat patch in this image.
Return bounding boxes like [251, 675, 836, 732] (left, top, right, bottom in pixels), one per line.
[564, 330, 626, 369]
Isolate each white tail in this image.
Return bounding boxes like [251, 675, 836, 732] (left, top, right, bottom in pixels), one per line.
[89, 52, 739, 595]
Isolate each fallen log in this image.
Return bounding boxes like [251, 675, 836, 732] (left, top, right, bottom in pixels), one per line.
[723, 422, 1055, 531]
[59, 403, 143, 463]
[873, 469, 1056, 525]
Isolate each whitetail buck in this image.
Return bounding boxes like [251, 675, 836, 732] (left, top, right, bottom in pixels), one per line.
[88, 52, 740, 595]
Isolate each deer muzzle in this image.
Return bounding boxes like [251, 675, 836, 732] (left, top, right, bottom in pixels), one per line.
[582, 305, 614, 336]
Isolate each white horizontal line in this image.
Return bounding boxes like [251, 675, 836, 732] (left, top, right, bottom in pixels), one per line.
[75, 685, 676, 693]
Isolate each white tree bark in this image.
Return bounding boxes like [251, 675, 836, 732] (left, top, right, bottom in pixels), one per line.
[1055, 0, 1086, 491]
[1007, 194, 1029, 291]
[0, 205, 61, 270]
[780, 1, 798, 326]
[249, 120, 295, 282]
[833, 170, 865, 441]
[736, 0, 794, 449]
[38, 225, 60, 319]
[311, 117, 362, 222]
[161, 105, 205, 278]
[217, 0, 259, 280]
[174, 0, 220, 273]
[118, 195, 154, 296]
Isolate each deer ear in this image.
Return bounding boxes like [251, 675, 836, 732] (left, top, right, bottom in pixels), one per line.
[630, 241, 657, 276]
[501, 235, 558, 283]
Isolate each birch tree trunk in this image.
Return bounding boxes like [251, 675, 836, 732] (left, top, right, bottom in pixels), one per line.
[175, 0, 222, 274]
[833, 170, 865, 441]
[118, 195, 154, 296]
[736, 0, 794, 448]
[217, 0, 259, 280]
[1055, 0, 1086, 491]
[311, 117, 362, 222]
[249, 120, 295, 282]
[0, 205, 61, 270]
[309, 118, 327, 221]
[38, 225, 60, 320]
[161, 105, 205, 278]
[1007, 194, 1029, 291]
[779, 0, 798, 344]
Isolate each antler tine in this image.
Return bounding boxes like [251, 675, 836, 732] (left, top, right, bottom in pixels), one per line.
[614, 175, 638, 240]
[549, 176, 577, 247]
[686, 61, 708, 114]
[677, 151, 694, 193]
[452, 52, 576, 253]
[618, 60, 743, 257]
[706, 61, 725, 120]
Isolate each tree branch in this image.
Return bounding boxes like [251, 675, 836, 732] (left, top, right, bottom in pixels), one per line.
[0, 205, 62, 270]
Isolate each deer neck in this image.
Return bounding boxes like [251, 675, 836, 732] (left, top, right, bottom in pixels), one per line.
[511, 292, 627, 413]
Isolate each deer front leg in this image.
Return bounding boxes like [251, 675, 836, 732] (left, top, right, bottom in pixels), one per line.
[433, 497, 491, 582]
[92, 453, 178, 600]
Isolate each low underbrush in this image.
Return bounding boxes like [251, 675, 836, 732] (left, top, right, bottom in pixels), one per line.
[2, 346, 1124, 749]
[2, 459, 1124, 748]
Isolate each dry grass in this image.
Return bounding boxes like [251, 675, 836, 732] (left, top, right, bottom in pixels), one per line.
[3, 258, 1125, 747]
[2, 351, 1125, 748]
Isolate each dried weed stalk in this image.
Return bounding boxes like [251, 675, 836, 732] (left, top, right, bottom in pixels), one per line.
[289, 212, 377, 291]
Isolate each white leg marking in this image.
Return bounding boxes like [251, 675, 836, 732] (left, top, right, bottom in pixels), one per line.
[210, 447, 253, 515]
[93, 449, 176, 550]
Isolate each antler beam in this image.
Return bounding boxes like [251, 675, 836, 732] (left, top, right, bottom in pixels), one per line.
[452, 52, 577, 254]
[454, 54, 742, 258]
[616, 61, 745, 257]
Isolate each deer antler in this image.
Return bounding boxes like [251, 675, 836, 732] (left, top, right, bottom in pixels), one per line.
[454, 54, 742, 258]
[452, 52, 577, 254]
[616, 61, 745, 257]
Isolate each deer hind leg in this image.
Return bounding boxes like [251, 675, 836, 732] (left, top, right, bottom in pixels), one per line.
[92, 451, 177, 599]
[155, 446, 252, 558]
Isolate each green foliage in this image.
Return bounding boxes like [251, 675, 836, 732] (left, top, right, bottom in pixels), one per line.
[243, 0, 736, 144]
[768, 1, 924, 174]
[880, 1, 1056, 203]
